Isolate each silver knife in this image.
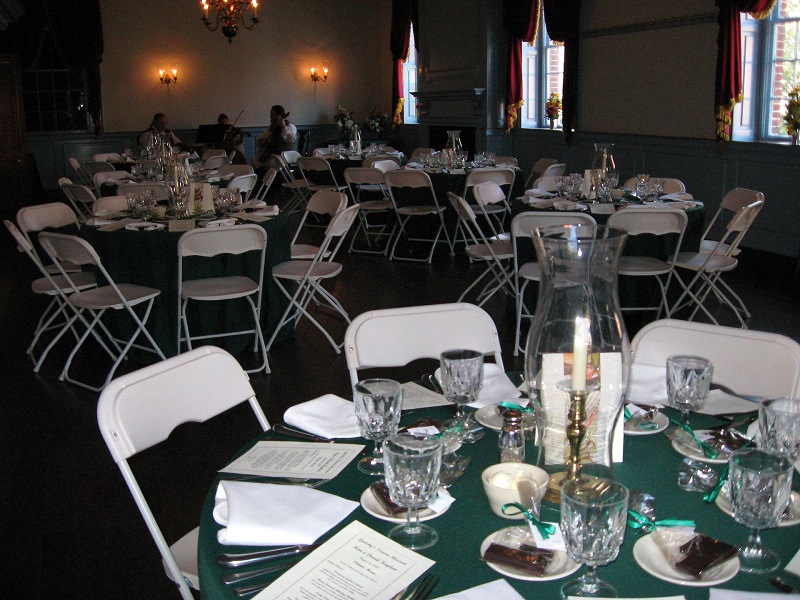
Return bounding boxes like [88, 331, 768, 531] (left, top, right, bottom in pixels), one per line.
[272, 423, 334, 443]
[219, 543, 321, 568]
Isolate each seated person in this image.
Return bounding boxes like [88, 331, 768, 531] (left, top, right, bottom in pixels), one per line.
[252, 104, 297, 172]
[138, 113, 186, 151]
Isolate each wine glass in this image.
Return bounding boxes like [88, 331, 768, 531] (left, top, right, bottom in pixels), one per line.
[439, 349, 485, 443]
[438, 425, 470, 488]
[635, 174, 650, 199]
[383, 432, 443, 550]
[729, 448, 793, 573]
[650, 178, 665, 199]
[353, 378, 403, 475]
[560, 477, 629, 598]
[666, 355, 713, 427]
[759, 397, 800, 460]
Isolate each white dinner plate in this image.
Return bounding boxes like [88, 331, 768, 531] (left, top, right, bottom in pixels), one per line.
[624, 411, 669, 436]
[474, 405, 538, 433]
[632, 534, 739, 586]
[359, 487, 440, 524]
[480, 527, 580, 582]
[670, 429, 728, 465]
[715, 487, 800, 527]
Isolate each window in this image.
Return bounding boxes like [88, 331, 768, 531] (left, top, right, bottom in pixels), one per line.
[521, 16, 564, 129]
[402, 26, 419, 124]
[734, 0, 800, 141]
[21, 30, 89, 132]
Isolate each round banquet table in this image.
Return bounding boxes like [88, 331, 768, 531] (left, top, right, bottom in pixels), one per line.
[197, 400, 800, 600]
[80, 214, 292, 358]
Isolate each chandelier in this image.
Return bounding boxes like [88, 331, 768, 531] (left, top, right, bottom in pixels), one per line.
[200, 0, 259, 43]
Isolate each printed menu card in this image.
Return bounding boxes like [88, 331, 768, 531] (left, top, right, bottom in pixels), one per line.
[219, 441, 364, 480]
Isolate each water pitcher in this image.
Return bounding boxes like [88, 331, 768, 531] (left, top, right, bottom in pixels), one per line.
[523, 224, 630, 482]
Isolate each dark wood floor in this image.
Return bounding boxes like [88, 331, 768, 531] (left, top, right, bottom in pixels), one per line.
[1, 204, 799, 600]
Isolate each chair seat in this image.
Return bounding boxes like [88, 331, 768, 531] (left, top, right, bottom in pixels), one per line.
[699, 239, 740, 256]
[163, 526, 200, 590]
[469, 203, 506, 214]
[465, 241, 513, 262]
[618, 256, 673, 276]
[518, 261, 542, 281]
[291, 244, 321, 259]
[397, 205, 444, 216]
[181, 276, 258, 301]
[360, 199, 392, 211]
[70, 284, 160, 310]
[32, 271, 96, 295]
[673, 252, 738, 273]
[272, 260, 343, 280]
[282, 180, 310, 190]
[357, 184, 385, 195]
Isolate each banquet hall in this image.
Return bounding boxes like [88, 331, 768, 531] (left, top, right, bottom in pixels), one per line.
[1, 1, 800, 599]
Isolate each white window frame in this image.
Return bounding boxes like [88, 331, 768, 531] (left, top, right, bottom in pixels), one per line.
[521, 15, 564, 129]
[402, 26, 419, 125]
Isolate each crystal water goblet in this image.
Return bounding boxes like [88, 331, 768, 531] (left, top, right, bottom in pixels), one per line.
[439, 349, 485, 443]
[353, 378, 403, 475]
[554, 175, 568, 197]
[560, 477, 629, 598]
[383, 432, 442, 550]
[729, 448, 793, 573]
[666, 355, 713, 427]
[650, 178, 665, 199]
[759, 397, 800, 460]
[635, 174, 650, 199]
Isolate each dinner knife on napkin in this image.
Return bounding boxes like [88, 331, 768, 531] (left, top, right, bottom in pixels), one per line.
[219, 543, 321, 568]
[272, 423, 335, 443]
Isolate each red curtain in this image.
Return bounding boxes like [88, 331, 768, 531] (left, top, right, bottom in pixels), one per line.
[391, 0, 418, 124]
[715, 0, 777, 145]
[543, 0, 581, 142]
[504, 0, 540, 132]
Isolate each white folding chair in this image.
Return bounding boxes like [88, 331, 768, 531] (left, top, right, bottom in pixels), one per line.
[227, 174, 258, 202]
[202, 155, 229, 170]
[525, 157, 558, 189]
[69, 156, 93, 186]
[218, 164, 254, 178]
[201, 148, 226, 161]
[4, 219, 97, 372]
[275, 154, 312, 213]
[38, 232, 166, 391]
[344, 302, 503, 387]
[607, 206, 687, 317]
[84, 161, 116, 187]
[344, 167, 395, 255]
[93, 170, 133, 193]
[631, 319, 800, 398]
[459, 168, 515, 239]
[541, 163, 566, 179]
[291, 190, 348, 259]
[266, 204, 360, 354]
[60, 182, 97, 221]
[16, 201, 83, 273]
[447, 192, 515, 307]
[384, 169, 454, 263]
[92, 195, 129, 215]
[296, 156, 348, 193]
[92, 152, 122, 162]
[97, 346, 270, 600]
[363, 155, 402, 168]
[408, 147, 435, 164]
[670, 199, 764, 328]
[493, 155, 519, 167]
[510, 211, 598, 355]
[699, 187, 765, 256]
[177, 225, 269, 374]
[251, 167, 277, 203]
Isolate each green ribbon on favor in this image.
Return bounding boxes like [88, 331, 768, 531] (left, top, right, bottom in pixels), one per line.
[703, 438, 752, 503]
[624, 405, 658, 430]
[669, 418, 719, 459]
[624, 406, 632, 420]
[502, 502, 556, 539]
[498, 402, 534, 413]
[627, 510, 695, 532]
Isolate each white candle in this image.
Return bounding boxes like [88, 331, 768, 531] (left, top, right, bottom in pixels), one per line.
[572, 317, 590, 391]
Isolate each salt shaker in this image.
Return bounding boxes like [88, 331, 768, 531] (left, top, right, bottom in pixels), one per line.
[499, 409, 525, 463]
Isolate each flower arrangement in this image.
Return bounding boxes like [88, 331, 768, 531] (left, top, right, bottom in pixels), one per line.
[334, 105, 355, 138]
[365, 107, 391, 137]
[783, 85, 800, 141]
[544, 92, 562, 121]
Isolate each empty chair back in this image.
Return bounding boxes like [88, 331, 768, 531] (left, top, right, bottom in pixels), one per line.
[372, 159, 400, 173]
[526, 157, 558, 188]
[201, 148, 226, 161]
[607, 205, 687, 237]
[408, 147, 434, 163]
[218, 164, 254, 178]
[493, 155, 518, 167]
[17, 202, 81, 241]
[92, 195, 129, 215]
[281, 150, 302, 166]
[228, 174, 258, 201]
[541, 163, 566, 178]
[363, 155, 402, 168]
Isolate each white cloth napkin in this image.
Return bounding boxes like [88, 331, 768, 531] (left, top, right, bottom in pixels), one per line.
[213, 480, 358, 546]
[124, 222, 163, 232]
[86, 217, 115, 227]
[252, 206, 280, 216]
[432, 579, 525, 600]
[661, 192, 694, 201]
[626, 363, 667, 406]
[589, 204, 616, 215]
[526, 198, 556, 209]
[233, 199, 268, 211]
[283, 394, 361, 439]
[709, 589, 791, 600]
[201, 218, 236, 227]
[524, 189, 556, 199]
[469, 363, 523, 408]
[554, 199, 583, 211]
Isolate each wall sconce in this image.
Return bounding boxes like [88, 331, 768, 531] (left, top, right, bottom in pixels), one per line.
[310, 65, 328, 83]
[159, 68, 178, 85]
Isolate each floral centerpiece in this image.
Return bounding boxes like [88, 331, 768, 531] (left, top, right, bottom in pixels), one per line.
[784, 86, 800, 144]
[365, 107, 391, 138]
[544, 92, 562, 128]
[334, 105, 355, 140]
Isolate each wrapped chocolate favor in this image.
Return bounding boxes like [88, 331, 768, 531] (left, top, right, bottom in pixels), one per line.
[482, 528, 555, 577]
[651, 528, 737, 579]
[370, 481, 407, 516]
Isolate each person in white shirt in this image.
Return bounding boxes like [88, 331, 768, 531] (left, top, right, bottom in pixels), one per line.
[253, 105, 298, 171]
[138, 113, 184, 151]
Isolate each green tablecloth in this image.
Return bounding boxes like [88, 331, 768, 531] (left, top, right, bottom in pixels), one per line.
[80, 214, 292, 358]
[197, 404, 800, 599]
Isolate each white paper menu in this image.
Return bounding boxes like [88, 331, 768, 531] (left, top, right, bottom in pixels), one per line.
[219, 441, 364, 480]
[401, 382, 450, 410]
[254, 520, 435, 600]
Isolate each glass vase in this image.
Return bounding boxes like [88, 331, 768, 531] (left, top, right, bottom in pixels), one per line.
[590, 143, 617, 199]
[523, 224, 630, 495]
[446, 130, 462, 154]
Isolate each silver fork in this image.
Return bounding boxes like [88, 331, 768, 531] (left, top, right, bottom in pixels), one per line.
[407, 573, 439, 600]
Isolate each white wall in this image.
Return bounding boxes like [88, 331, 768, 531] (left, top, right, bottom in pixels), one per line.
[99, 0, 393, 132]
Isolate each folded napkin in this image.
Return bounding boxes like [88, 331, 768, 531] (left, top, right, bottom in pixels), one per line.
[406, 162, 423, 169]
[213, 480, 358, 546]
[626, 363, 667, 406]
[200, 218, 237, 228]
[554, 199, 583, 211]
[233, 199, 268, 211]
[86, 217, 115, 227]
[524, 189, 556, 199]
[589, 204, 616, 215]
[124, 222, 164, 232]
[283, 394, 361, 439]
[709, 589, 788, 600]
[252, 206, 280, 216]
[432, 579, 525, 600]
[669, 201, 697, 210]
[470, 363, 524, 408]
[661, 192, 694, 201]
[526, 198, 556, 209]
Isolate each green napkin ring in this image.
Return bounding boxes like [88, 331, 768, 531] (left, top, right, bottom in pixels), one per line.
[502, 502, 556, 539]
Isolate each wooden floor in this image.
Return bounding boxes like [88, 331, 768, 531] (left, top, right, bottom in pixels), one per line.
[1, 204, 799, 600]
